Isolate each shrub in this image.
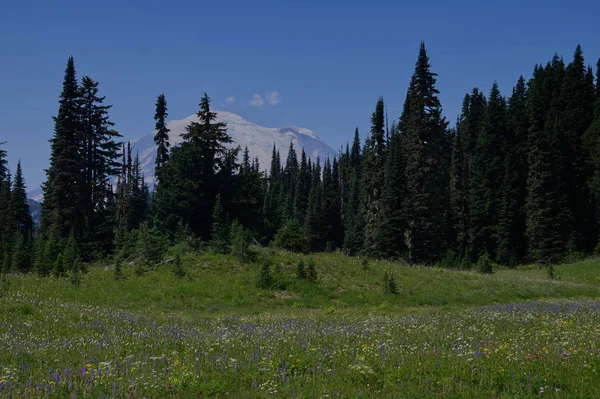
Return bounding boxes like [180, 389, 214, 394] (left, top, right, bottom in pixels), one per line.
[477, 253, 494, 274]
[174, 253, 185, 278]
[307, 258, 317, 282]
[296, 260, 307, 280]
[257, 258, 273, 289]
[273, 219, 309, 253]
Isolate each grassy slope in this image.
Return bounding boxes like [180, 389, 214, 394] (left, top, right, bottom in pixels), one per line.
[8, 249, 600, 316]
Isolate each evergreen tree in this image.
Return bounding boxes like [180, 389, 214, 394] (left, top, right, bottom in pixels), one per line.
[560, 45, 596, 251]
[468, 82, 508, 261]
[209, 193, 229, 253]
[344, 171, 364, 255]
[153, 93, 232, 239]
[273, 218, 309, 253]
[362, 97, 387, 256]
[400, 42, 449, 264]
[10, 230, 31, 273]
[280, 142, 298, 220]
[296, 260, 307, 280]
[0, 142, 6, 183]
[374, 122, 405, 258]
[0, 142, 9, 257]
[173, 253, 185, 278]
[497, 76, 529, 266]
[8, 161, 33, 273]
[449, 89, 486, 261]
[257, 258, 273, 289]
[305, 166, 325, 252]
[52, 252, 66, 277]
[307, 258, 317, 282]
[263, 145, 282, 240]
[526, 59, 570, 264]
[477, 252, 494, 274]
[293, 149, 310, 220]
[230, 219, 250, 260]
[79, 75, 121, 256]
[40, 56, 84, 245]
[154, 93, 170, 178]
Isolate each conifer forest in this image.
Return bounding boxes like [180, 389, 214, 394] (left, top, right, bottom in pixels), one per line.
[2, 44, 600, 270]
[2, 43, 600, 397]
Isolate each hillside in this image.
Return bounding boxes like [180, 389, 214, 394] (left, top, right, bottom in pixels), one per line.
[3, 251, 600, 397]
[8, 249, 600, 315]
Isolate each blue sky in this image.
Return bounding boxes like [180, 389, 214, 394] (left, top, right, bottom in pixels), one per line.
[1, 0, 599, 190]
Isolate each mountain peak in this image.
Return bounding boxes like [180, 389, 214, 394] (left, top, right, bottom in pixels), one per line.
[130, 111, 334, 185]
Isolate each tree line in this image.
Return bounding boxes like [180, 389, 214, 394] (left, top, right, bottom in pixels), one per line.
[2, 42, 600, 278]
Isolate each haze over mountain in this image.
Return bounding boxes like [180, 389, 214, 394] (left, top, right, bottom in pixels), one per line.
[129, 110, 335, 185]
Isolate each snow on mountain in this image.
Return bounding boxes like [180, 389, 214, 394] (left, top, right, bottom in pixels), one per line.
[129, 111, 335, 184]
[27, 111, 335, 200]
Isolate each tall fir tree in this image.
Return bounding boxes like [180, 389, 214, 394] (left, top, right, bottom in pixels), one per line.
[293, 148, 310, 220]
[40, 56, 84, 245]
[361, 97, 387, 256]
[526, 58, 570, 264]
[154, 93, 170, 179]
[559, 45, 596, 251]
[280, 142, 298, 220]
[79, 75, 121, 255]
[467, 82, 508, 262]
[496, 76, 529, 265]
[374, 122, 405, 258]
[449, 89, 486, 261]
[153, 93, 232, 239]
[400, 42, 449, 264]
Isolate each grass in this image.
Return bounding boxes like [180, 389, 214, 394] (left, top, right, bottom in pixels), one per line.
[1, 249, 600, 397]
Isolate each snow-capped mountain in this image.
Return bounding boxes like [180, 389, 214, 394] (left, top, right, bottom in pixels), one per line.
[27, 111, 335, 200]
[129, 111, 335, 184]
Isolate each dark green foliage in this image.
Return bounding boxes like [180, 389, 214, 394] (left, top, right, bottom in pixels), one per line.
[11, 230, 31, 273]
[477, 252, 494, 274]
[10, 161, 33, 239]
[468, 83, 508, 262]
[1, 252, 9, 276]
[305, 163, 325, 252]
[343, 171, 364, 255]
[135, 222, 168, 265]
[362, 97, 387, 256]
[547, 264, 556, 280]
[293, 149, 310, 219]
[273, 219, 309, 253]
[296, 260, 307, 280]
[526, 59, 571, 264]
[374, 122, 405, 258]
[361, 258, 369, 271]
[449, 90, 486, 261]
[173, 253, 185, 278]
[230, 219, 250, 260]
[154, 93, 170, 178]
[400, 42, 449, 264]
[114, 261, 123, 280]
[17, 45, 600, 274]
[497, 76, 529, 266]
[307, 258, 317, 282]
[560, 46, 596, 252]
[383, 272, 398, 294]
[257, 258, 273, 289]
[52, 253, 66, 277]
[153, 93, 232, 239]
[209, 193, 230, 254]
[40, 57, 84, 243]
[70, 257, 81, 285]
